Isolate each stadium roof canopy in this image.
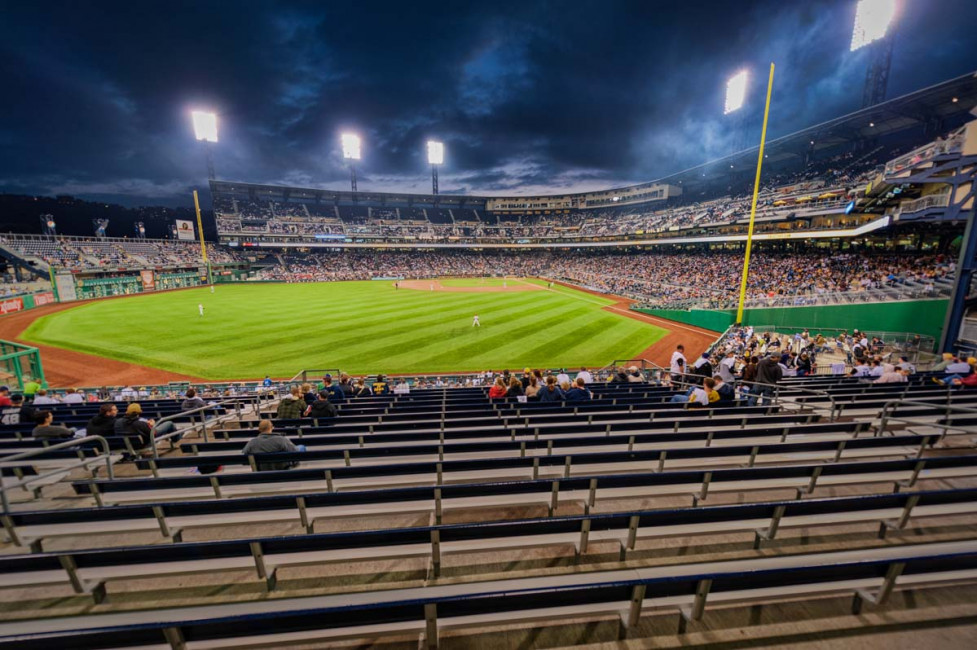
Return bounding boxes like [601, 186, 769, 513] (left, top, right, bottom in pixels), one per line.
[664, 70, 977, 191]
[215, 71, 977, 208]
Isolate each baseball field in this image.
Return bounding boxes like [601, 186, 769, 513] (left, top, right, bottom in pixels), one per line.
[19, 278, 671, 380]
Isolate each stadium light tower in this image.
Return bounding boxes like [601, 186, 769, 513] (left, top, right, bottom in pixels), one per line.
[850, 0, 898, 108]
[427, 140, 444, 195]
[724, 70, 749, 115]
[191, 111, 218, 180]
[341, 133, 361, 192]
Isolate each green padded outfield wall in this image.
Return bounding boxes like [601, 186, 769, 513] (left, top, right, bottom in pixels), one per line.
[637, 299, 949, 343]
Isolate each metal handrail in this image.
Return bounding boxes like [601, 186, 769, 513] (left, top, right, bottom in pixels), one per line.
[148, 395, 263, 458]
[669, 375, 838, 421]
[0, 435, 114, 513]
[877, 397, 977, 440]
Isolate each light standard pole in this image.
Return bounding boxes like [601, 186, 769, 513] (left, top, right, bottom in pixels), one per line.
[341, 133, 361, 192]
[427, 141, 444, 195]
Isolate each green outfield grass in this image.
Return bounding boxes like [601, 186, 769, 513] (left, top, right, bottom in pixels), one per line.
[21, 280, 668, 379]
[438, 277, 511, 288]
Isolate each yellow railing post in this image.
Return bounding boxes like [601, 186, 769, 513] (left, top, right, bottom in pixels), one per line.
[736, 62, 775, 325]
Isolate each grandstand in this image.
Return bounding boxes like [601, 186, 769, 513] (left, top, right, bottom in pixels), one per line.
[2, 62, 977, 650]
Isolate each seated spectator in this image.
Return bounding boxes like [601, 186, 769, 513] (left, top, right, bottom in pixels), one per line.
[712, 375, 736, 403]
[321, 375, 347, 403]
[86, 403, 118, 437]
[299, 383, 316, 406]
[945, 357, 973, 375]
[626, 366, 644, 383]
[488, 376, 508, 399]
[305, 390, 338, 419]
[181, 388, 206, 410]
[0, 386, 10, 408]
[276, 387, 306, 419]
[795, 353, 813, 377]
[687, 377, 719, 408]
[353, 378, 373, 397]
[32, 411, 75, 440]
[60, 387, 83, 404]
[933, 353, 954, 371]
[538, 375, 564, 402]
[32, 389, 59, 405]
[506, 376, 524, 399]
[608, 366, 629, 383]
[372, 374, 389, 395]
[114, 403, 176, 450]
[577, 367, 594, 384]
[556, 369, 571, 385]
[850, 359, 872, 377]
[875, 365, 909, 384]
[897, 356, 916, 374]
[393, 378, 411, 394]
[565, 377, 592, 402]
[525, 375, 540, 399]
[242, 419, 299, 471]
[1, 394, 26, 425]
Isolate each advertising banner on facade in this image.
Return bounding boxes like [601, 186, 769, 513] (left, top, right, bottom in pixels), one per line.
[0, 298, 24, 314]
[140, 270, 156, 291]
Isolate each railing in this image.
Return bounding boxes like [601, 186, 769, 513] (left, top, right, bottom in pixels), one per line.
[0, 435, 114, 515]
[884, 130, 965, 177]
[889, 191, 952, 218]
[148, 395, 266, 458]
[877, 397, 977, 441]
[669, 375, 838, 421]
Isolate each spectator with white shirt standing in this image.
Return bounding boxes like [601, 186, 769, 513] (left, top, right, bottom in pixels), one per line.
[577, 367, 593, 384]
[669, 345, 686, 383]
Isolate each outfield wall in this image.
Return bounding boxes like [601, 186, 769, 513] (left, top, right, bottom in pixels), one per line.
[636, 299, 949, 343]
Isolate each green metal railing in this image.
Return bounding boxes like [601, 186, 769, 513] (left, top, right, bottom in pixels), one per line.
[0, 340, 45, 390]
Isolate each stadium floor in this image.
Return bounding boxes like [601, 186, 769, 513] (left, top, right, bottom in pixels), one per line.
[3, 279, 717, 385]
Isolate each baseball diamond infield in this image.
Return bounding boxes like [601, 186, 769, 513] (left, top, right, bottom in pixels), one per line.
[3, 279, 718, 385]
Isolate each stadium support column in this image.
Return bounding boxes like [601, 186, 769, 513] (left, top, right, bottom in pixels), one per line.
[349, 164, 357, 193]
[941, 193, 977, 352]
[735, 63, 775, 325]
[204, 142, 216, 181]
[431, 163, 439, 195]
[193, 190, 214, 286]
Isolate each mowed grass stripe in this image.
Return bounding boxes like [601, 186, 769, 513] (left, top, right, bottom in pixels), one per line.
[23, 281, 668, 379]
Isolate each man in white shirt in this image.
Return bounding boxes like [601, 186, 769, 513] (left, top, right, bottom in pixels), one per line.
[577, 367, 593, 384]
[669, 345, 686, 376]
[62, 388, 85, 404]
[556, 369, 571, 385]
[851, 360, 872, 377]
[718, 351, 737, 383]
[945, 357, 972, 374]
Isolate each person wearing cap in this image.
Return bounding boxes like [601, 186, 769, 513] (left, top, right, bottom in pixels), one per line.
[520, 368, 534, 391]
[321, 374, 346, 404]
[305, 390, 338, 419]
[897, 356, 916, 374]
[1, 394, 27, 425]
[556, 368, 570, 385]
[114, 403, 175, 451]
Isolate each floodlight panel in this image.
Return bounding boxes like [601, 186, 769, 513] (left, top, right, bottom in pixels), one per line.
[427, 141, 444, 165]
[341, 133, 361, 160]
[724, 70, 748, 115]
[850, 0, 896, 51]
[191, 111, 218, 143]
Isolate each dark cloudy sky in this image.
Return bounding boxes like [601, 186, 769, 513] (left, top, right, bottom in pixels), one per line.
[1, 0, 975, 206]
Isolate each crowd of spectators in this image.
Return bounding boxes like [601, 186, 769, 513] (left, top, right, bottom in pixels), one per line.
[2, 237, 238, 271]
[252, 248, 953, 308]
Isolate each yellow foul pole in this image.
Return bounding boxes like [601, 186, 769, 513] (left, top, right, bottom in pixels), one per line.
[735, 62, 775, 324]
[192, 190, 213, 285]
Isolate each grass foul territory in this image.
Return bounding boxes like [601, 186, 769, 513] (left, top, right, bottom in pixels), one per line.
[21, 280, 668, 380]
